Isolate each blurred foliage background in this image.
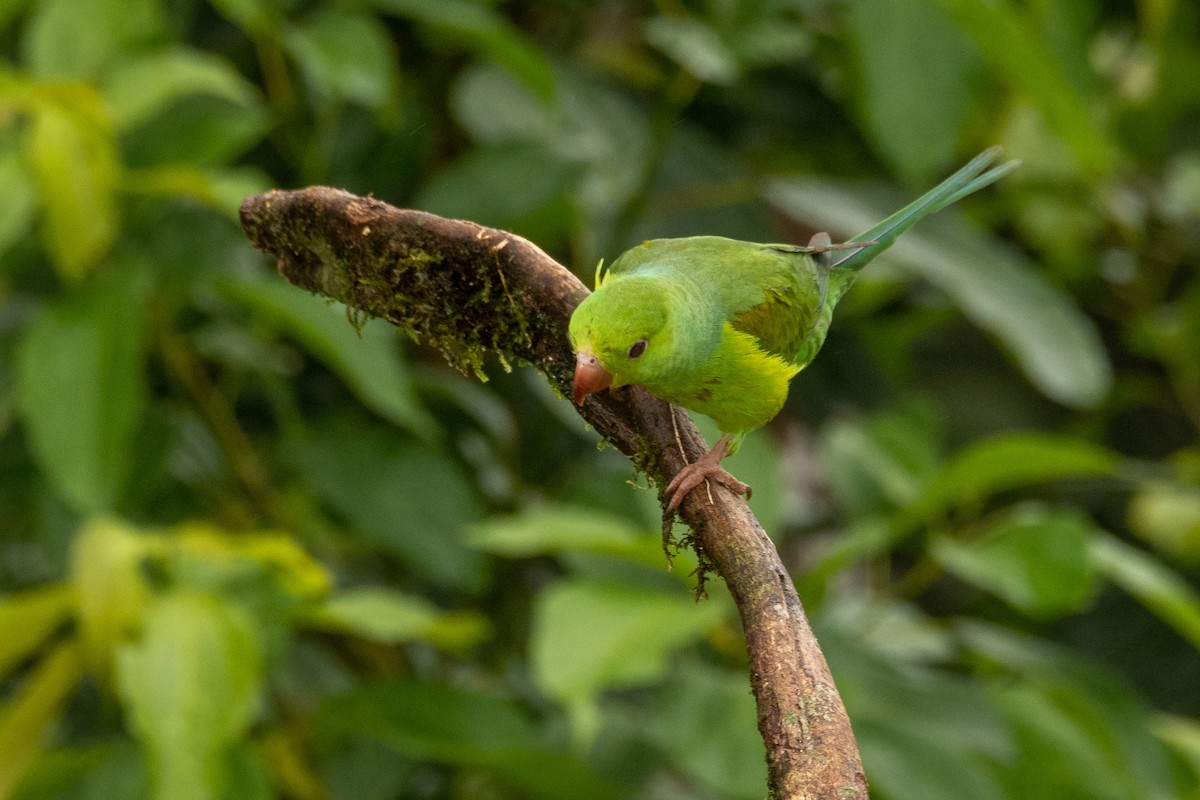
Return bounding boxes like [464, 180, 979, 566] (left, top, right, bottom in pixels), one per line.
[1, 0, 1199, 798]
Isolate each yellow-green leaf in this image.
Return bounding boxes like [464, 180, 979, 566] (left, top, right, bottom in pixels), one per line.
[306, 587, 488, 651]
[117, 592, 262, 800]
[0, 640, 84, 800]
[0, 584, 75, 682]
[23, 101, 120, 282]
[71, 518, 156, 681]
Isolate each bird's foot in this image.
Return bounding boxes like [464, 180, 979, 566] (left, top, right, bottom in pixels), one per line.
[665, 451, 751, 512]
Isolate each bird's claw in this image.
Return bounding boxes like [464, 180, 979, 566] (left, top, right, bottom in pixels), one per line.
[665, 460, 751, 513]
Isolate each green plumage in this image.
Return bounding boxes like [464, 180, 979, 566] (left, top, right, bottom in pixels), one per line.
[569, 148, 1017, 456]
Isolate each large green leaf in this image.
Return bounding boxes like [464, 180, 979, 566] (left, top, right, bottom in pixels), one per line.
[991, 678, 1175, 800]
[103, 47, 261, 131]
[821, 626, 1012, 800]
[0, 584, 74, 682]
[416, 144, 580, 232]
[933, 0, 1115, 176]
[283, 11, 397, 108]
[70, 519, 156, 681]
[650, 662, 766, 799]
[530, 578, 726, 739]
[1127, 480, 1200, 565]
[219, 276, 434, 438]
[123, 165, 270, 220]
[304, 587, 488, 651]
[932, 504, 1097, 617]
[317, 680, 628, 800]
[846, 0, 980, 184]
[289, 415, 486, 591]
[764, 178, 1112, 407]
[819, 401, 942, 515]
[466, 504, 662, 565]
[369, 0, 556, 99]
[0, 147, 37, 253]
[958, 622, 1178, 800]
[17, 268, 147, 513]
[119, 94, 269, 168]
[22, 0, 164, 78]
[0, 641, 84, 800]
[905, 433, 1119, 523]
[643, 15, 739, 85]
[1090, 534, 1200, 652]
[22, 100, 120, 283]
[449, 66, 652, 244]
[116, 592, 262, 800]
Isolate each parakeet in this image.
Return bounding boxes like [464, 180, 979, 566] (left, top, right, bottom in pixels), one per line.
[569, 147, 1018, 512]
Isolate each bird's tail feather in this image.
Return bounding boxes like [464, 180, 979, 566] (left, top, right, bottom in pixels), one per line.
[829, 147, 1019, 273]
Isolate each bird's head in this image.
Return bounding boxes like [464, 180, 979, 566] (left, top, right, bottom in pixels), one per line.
[568, 277, 673, 405]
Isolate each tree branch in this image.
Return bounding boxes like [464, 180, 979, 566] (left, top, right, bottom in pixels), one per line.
[239, 186, 868, 800]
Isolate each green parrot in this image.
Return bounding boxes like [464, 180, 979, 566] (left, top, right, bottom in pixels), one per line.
[569, 147, 1018, 512]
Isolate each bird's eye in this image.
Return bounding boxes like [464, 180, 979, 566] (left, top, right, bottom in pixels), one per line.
[627, 339, 648, 359]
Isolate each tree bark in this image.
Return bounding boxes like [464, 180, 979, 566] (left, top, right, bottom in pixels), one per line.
[239, 187, 868, 800]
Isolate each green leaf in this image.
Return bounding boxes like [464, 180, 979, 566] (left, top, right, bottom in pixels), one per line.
[284, 11, 397, 108]
[11, 741, 149, 800]
[763, 178, 1112, 407]
[318, 678, 540, 757]
[0, 147, 37, 253]
[123, 165, 271, 220]
[0, 584, 74, 682]
[992, 678, 1174, 800]
[856, 715, 1008, 800]
[416, 144, 579, 231]
[305, 587, 488, 651]
[0, 0, 35, 30]
[451, 64, 559, 145]
[846, 0, 980, 184]
[1090, 534, 1200, 652]
[933, 0, 1115, 177]
[960, 622, 1179, 799]
[207, 0, 275, 34]
[316, 680, 627, 800]
[932, 504, 1097, 617]
[219, 276, 435, 438]
[650, 663, 766, 799]
[22, 0, 164, 78]
[22, 100, 120, 282]
[1152, 713, 1200, 783]
[906, 433, 1119, 523]
[290, 417, 486, 591]
[17, 268, 147, 513]
[117, 592, 262, 800]
[369, 0, 556, 99]
[821, 628, 1011, 800]
[643, 16, 739, 84]
[1127, 481, 1200, 565]
[71, 519, 156, 680]
[103, 48, 261, 131]
[169, 523, 331, 602]
[119, 94, 269, 168]
[819, 402, 942, 515]
[448, 66, 653, 241]
[466, 504, 661, 564]
[0, 641, 84, 800]
[530, 578, 726, 737]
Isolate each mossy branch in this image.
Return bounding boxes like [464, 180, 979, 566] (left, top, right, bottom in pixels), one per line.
[239, 186, 868, 800]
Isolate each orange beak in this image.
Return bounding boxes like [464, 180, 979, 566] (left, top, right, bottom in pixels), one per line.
[573, 351, 613, 405]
